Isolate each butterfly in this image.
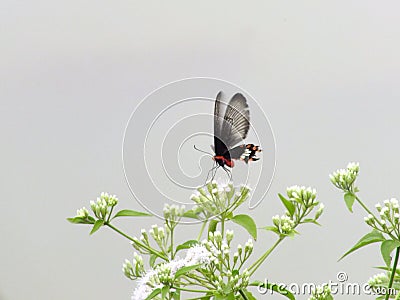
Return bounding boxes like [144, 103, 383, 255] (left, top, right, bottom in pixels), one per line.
[195, 91, 261, 181]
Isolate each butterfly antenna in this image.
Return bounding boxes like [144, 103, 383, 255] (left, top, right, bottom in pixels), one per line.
[193, 145, 213, 157]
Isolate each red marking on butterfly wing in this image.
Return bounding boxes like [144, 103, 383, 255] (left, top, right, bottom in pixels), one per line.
[224, 158, 234, 168]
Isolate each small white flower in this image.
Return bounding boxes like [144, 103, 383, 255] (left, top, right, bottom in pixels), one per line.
[368, 272, 388, 286]
[347, 162, 359, 172]
[330, 162, 359, 192]
[132, 269, 161, 300]
[245, 239, 254, 251]
[308, 284, 332, 300]
[76, 207, 89, 218]
[394, 213, 400, 223]
[226, 230, 234, 242]
[185, 245, 212, 265]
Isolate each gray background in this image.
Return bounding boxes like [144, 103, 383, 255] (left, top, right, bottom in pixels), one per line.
[1, 1, 400, 299]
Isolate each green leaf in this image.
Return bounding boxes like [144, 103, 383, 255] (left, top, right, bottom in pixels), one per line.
[242, 290, 257, 300]
[302, 218, 321, 226]
[112, 209, 151, 219]
[161, 285, 170, 299]
[185, 295, 211, 300]
[149, 254, 157, 268]
[249, 281, 295, 300]
[381, 240, 400, 266]
[182, 210, 199, 219]
[339, 229, 385, 261]
[174, 264, 201, 279]
[278, 193, 295, 216]
[302, 218, 315, 223]
[145, 288, 161, 300]
[67, 216, 95, 224]
[171, 289, 181, 300]
[214, 293, 235, 300]
[374, 266, 400, 274]
[231, 214, 257, 240]
[90, 219, 104, 235]
[262, 226, 280, 235]
[67, 217, 86, 224]
[344, 192, 356, 213]
[208, 219, 218, 234]
[176, 240, 198, 253]
[225, 211, 233, 219]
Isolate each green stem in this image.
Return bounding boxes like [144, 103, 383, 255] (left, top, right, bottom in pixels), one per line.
[386, 247, 400, 300]
[105, 222, 135, 242]
[170, 225, 174, 259]
[172, 286, 215, 293]
[239, 289, 249, 300]
[248, 237, 284, 276]
[221, 216, 225, 238]
[197, 221, 207, 241]
[106, 206, 114, 223]
[355, 195, 397, 240]
[105, 223, 168, 260]
[185, 273, 216, 289]
[355, 195, 379, 222]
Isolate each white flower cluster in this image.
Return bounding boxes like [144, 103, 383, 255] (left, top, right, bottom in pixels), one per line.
[204, 230, 253, 258]
[201, 230, 252, 294]
[185, 244, 213, 265]
[368, 272, 389, 287]
[272, 215, 296, 235]
[163, 204, 185, 220]
[213, 268, 250, 295]
[132, 244, 212, 300]
[365, 198, 400, 233]
[131, 225, 171, 254]
[90, 192, 118, 219]
[202, 231, 229, 263]
[190, 181, 250, 217]
[287, 185, 317, 206]
[132, 269, 163, 300]
[76, 207, 89, 218]
[315, 204, 325, 220]
[149, 224, 167, 244]
[330, 162, 360, 192]
[308, 285, 332, 300]
[123, 252, 145, 280]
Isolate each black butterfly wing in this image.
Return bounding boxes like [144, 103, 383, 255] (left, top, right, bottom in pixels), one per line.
[220, 93, 250, 150]
[212, 91, 260, 169]
[214, 91, 229, 156]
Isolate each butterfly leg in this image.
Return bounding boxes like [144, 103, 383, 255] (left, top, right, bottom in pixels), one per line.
[222, 166, 233, 182]
[210, 164, 218, 182]
[205, 163, 218, 184]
